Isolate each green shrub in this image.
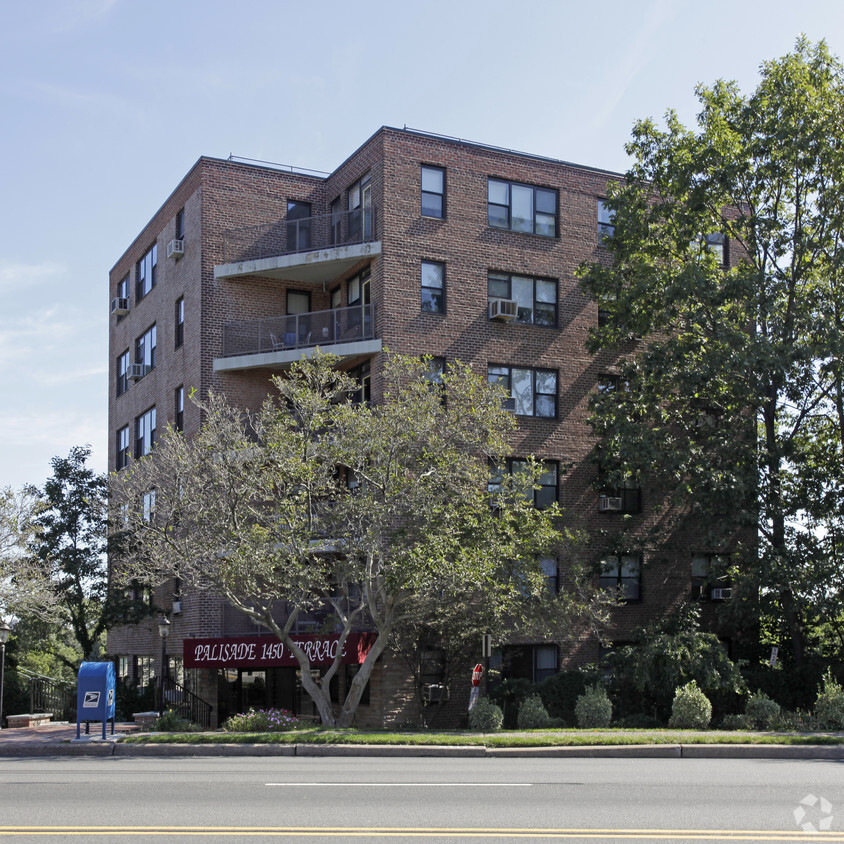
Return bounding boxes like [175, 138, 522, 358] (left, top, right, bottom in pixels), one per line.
[516, 694, 551, 729]
[744, 690, 780, 730]
[604, 605, 744, 722]
[769, 708, 812, 731]
[720, 713, 754, 730]
[533, 669, 593, 724]
[668, 680, 712, 729]
[616, 713, 663, 729]
[814, 670, 844, 729]
[154, 709, 202, 732]
[489, 677, 532, 728]
[468, 697, 503, 731]
[575, 685, 612, 728]
[222, 707, 300, 732]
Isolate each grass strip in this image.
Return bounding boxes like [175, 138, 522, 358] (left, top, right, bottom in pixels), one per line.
[121, 728, 844, 747]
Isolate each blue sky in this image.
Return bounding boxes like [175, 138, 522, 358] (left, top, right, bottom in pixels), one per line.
[1, 0, 843, 489]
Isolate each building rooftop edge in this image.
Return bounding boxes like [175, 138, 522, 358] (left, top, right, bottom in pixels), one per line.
[109, 128, 625, 276]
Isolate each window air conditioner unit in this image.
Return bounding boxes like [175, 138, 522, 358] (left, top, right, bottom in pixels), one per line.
[501, 397, 516, 412]
[111, 297, 129, 316]
[422, 684, 450, 703]
[711, 588, 732, 600]
[598, 496, 623, 512]
[488, 298, 518, 321]
[127, 363, 147, 380]
[172, 600, 182, 615]
[167, 239, 185, 259]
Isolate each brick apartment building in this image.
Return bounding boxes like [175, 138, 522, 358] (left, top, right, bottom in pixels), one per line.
[107, 126, 739, 727]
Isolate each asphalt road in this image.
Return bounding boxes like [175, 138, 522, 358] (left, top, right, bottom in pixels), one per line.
[0, 755, 842, 842]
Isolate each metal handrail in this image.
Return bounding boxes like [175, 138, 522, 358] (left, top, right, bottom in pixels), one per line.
[10, 669, 76, 721]
[223, 205, 377, 263]
[222, 304, 376, 358]
[161, 674, 213, 729]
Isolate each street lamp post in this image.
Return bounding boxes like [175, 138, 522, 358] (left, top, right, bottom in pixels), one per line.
[158, 617, 170, 719]
[0, 622, 11, 731]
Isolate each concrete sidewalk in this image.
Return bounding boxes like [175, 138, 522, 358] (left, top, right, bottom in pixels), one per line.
[1, 723, 843, 759]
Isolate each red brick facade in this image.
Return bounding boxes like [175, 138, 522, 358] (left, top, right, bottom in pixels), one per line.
[107, 127, 737, 727]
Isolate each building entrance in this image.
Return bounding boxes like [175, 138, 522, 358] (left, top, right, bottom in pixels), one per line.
[216, 667, 323, 724]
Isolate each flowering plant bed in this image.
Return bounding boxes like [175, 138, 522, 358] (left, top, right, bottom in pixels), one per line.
[222, 708, 299, 732]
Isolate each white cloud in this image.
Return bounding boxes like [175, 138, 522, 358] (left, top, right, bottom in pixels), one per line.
[0, 306, 94, 367]
[0, 261, 66, 293]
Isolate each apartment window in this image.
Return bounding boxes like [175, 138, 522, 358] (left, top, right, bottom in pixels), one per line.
[599, 484, 641, 514]
[348, 173, 371, 241]
[286, 200, 311, 252]
[539, 555, 558, 594]
[488, 365, 557, 418]
[287, 290, 311, 315]
[348, 361, 371, 405]
[691, 233, 727, 265]
[136, 243, 157, 301]
[421, 165, 445, 218]
[115, 274, 130, 318]
[135, 407, 156, 459]
[135, 325, 157, 374]
[116, 350, 130, 397]
[489, 458, 558, 510]
[116, 425, 130, 470]
[488, 273, 556, 326]
[175, 208, 185, 241]
[330, 286, 342, 309]
[487, 178, 557, 236]
[421, 261, 445, 314]
[692, 553, 731, 601]
[598, 200, 615, 242]
[175, 386, 184, 433]
[600, 554, 642, 601]
[175, 298, 184, 349]
[424, 356, 445, 385]
[330, 197, 342, 244]
[533, 644, 558, 682]
[501, 644, 558, 683]
[142, 489, 156, 522]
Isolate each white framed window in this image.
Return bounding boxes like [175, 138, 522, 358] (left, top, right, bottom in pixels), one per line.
[488, 178, 557, 236]
[421, 261, 445, 314]
[135, 407, 156, 459]
[421, 165, 445, 218]
[136, 243, 157, 301]
[488, 272, 556, 326]
[600, 554, 641, 601]
[488, 365, 557, 418]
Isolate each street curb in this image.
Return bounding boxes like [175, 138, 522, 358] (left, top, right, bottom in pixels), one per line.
[1, 741, 843, 759]
[114, 742, 297, 757]
[680, 744, 844, 759]
[295, 743, 486, 757]
[487, 744, 682, 758]
[0, 742, 115, 757]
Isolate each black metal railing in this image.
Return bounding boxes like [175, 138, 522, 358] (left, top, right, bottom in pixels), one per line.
[223, 206, 378, 264]
[221, 304, 376, 358]
[161, 674, 214, 730]
[14, 668, 76, 721]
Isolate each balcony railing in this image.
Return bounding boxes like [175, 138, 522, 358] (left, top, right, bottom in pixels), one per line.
[223, 206, 378, 264]
[221, 304, 376, 358]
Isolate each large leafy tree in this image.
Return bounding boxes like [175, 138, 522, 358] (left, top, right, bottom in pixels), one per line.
[115, 353, 595, 727]
[579, 38, 844, 667]
[33, 446, 144, 663]
[0, 486, 55, 620]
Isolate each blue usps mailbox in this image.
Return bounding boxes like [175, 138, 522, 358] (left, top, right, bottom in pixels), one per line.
[76, 662, 116, 739]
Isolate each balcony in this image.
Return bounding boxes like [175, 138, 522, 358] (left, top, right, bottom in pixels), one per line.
[214, 304, 380, 372]
[215, 207, 380, 285]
